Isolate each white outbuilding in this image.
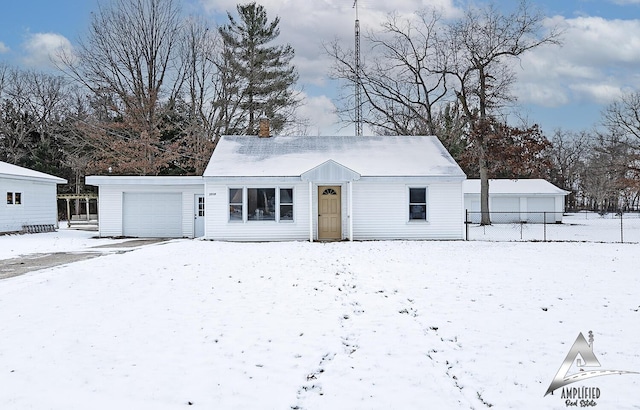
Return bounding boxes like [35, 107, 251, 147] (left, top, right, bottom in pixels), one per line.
[203, 135, 466, 241]
[463, 179, 569, 223]
[0, 161, 67, 233]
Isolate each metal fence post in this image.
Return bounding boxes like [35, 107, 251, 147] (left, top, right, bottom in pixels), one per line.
[620, 211, 624, 243]
[465, 209, 469, 241]
[544, 212, 547, 242]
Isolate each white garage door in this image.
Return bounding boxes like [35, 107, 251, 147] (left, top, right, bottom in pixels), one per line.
[123, 193, 183, 237]
[527, 197, 555, 223]
[491, 197, 520, 223]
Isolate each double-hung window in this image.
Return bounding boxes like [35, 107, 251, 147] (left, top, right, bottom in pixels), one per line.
[279, 188, 293, 221]
[229, 188, 243, 221]
[409, 188, 427, 221]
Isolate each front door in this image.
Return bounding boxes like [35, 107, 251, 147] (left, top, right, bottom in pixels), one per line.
[194, 195, 205, 237]
[318, 186, 341, 240]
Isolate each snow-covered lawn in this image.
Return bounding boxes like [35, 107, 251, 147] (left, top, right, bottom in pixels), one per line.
[468, 212, 640, 243]
[0, 230, 639, 409]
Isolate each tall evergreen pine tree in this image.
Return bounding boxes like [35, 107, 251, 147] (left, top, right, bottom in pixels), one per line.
[218, 2, 299, 135]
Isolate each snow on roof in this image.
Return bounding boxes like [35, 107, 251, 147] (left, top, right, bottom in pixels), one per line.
[0, 161, 67, 183]
[204, 135, 465, 178]
[463, 179, 569, 195]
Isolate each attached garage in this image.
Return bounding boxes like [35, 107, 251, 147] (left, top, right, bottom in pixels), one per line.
[85, 176, 204, 238]
[123, 192, 183, 238]
[463, 179, 569, 224]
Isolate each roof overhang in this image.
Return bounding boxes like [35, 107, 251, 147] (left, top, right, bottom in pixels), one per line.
[85, 176, 204, 186]
[0, 173, 67, 184]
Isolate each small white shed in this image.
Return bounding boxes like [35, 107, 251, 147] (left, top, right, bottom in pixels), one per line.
[463, 179, 569, 223]
[203, 135, 466, 241]
[0, 161, 67, 233]
[85, 176, 204, 238]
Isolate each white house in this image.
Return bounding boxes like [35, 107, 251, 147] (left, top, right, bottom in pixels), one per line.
[463, 179, 569, 223]
[203, 135, 466, 241]
[0, 161, 67, 233]
[84, 176, 204, 238]
[86, 134, 467, 241]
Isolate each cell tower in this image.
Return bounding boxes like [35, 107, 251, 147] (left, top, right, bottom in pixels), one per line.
[353, 0, 363, 136]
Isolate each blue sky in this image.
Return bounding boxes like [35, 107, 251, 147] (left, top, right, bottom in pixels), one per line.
[1, 0, 640, 136]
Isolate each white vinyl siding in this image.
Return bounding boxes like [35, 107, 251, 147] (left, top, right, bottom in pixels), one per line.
[463, 179, 568, 224]
[526, 197, 556, 223]
[94, 184, 203, 238]
[465, 194, 565, 224]
[206, 181, 310, 241]
[1, 179, 59, 233]
[206, 179, 464, 241]
[351, 181, 464, 240]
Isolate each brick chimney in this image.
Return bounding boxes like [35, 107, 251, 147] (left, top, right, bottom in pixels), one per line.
[258, 118, 270, 138]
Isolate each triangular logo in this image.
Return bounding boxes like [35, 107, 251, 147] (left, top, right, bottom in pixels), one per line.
[545, 331, 638, 396]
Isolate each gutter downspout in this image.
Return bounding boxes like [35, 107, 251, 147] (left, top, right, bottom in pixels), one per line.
[309, 181, 313, 242]
[349, 181, 353, 241]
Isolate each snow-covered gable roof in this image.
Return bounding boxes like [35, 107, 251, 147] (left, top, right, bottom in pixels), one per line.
[0, 161, 67, 184]
[463, 179, 569, 195]
[203, 135, 465, 178]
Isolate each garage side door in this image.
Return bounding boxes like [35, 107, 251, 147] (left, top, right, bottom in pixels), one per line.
[123, 192, 183, 238]
[527, 197, 555, 223]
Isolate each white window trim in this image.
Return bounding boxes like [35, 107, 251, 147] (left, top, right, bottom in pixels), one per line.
[6, 192, 22, 206]
[408, 186, 429, 222]
[278, 187, 294, 223]
[229, 186, 294, 223]
[228, 187, 244, 223]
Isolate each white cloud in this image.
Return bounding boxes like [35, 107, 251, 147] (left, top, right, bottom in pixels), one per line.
[0, 41, 9, 54]
[297, 93, 343, 136]
[197, 1, 462, 134]
[22, 32, 73, 68]
[516, 16, 640, 107]
[197, 1, 640, 131]
[569, 82, 628, 104]
[200, 0, 459, 91]
[610, 0, 640, 4]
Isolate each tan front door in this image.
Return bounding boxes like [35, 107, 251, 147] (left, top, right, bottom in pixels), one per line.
[318, 186, 341, 240]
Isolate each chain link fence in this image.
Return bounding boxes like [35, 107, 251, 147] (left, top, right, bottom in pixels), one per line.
[465, 211, 640, 243]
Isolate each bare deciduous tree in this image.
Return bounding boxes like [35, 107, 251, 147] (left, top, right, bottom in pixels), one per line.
[327, 1, 561, 224]
[59, 0, 184, 175]
[547, 129, 591, 210]
[0, 68, 69, 166]
[175, 16, 219, 174]
[443, 0, 562, 224]
[326, 9, 447, 136]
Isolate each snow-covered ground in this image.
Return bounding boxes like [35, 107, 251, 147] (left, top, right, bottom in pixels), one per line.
[468, 212, 640, 243]
[0, 228, 132, 260]
[0, 228, 639, 409]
